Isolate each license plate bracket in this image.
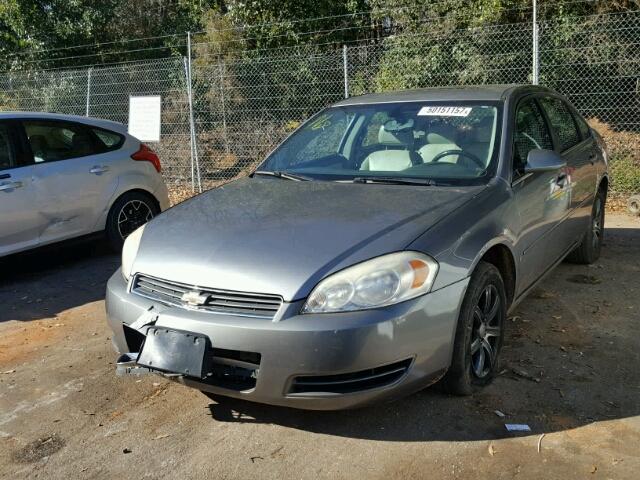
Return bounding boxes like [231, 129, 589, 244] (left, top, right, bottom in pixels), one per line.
[137, 327, 210, 378]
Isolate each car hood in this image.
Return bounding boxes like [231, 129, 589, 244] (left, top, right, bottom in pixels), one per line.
[132, 177, 484, 301]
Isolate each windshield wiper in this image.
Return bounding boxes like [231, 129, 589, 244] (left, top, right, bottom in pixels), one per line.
[253, 170, 312, 181]
[351, 176, 437, 186]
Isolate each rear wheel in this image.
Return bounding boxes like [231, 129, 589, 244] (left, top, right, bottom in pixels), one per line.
[566, 188, 606, 264]
[442, 262, 506, 395]
[106, 191, 159, 251]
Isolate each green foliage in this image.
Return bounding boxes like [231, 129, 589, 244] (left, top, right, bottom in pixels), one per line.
[0, 0, 216, 70]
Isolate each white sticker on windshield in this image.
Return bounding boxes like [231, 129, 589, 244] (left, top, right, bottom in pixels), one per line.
[418, 106, 472, 117]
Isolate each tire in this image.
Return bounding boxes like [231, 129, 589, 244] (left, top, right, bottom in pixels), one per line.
[566, 188, 606, 264]
[442, 261, 506, 396]
[628, 195, 640, 217]
[105, 191, 159, 252]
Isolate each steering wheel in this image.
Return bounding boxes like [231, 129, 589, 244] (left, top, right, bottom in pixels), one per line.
[431, 149, 485, 169]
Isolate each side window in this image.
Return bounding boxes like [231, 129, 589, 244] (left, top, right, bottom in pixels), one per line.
[23, 121, 100, 163]
[513, 99, 553, 174]
[0, 124, 16, 170]
[539, 97, 581, 151]
[572, 110, 591, 140]
[93, 128, 124, 150]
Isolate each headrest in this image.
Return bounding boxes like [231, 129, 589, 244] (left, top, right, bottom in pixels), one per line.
[378, 121, 414, 146]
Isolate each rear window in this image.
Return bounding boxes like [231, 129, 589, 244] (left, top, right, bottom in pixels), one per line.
[93, 128, 124, 150]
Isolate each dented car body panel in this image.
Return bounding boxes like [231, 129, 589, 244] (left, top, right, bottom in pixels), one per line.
[0, 112, 168, 257]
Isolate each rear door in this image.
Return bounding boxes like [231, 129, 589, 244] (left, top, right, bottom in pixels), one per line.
[22, 119, 117, 244]
[538, 97, 597, 244]
[511, 96, 571, 291]
[0, 121, 38, 256]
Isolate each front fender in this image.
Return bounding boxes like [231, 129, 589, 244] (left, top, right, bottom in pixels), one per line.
[409, 182, 519, 292]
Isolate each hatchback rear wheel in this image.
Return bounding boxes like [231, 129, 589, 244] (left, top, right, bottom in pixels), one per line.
[106, 191, 159, 251]
[442, 261, 506, 395]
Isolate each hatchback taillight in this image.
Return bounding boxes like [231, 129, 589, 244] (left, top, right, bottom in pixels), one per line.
[131, 144, 161, 173]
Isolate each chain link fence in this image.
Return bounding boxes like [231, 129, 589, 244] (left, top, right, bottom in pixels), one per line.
[0, 11, 638, 208]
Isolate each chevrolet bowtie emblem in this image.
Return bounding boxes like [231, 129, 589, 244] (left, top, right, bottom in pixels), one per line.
[181, 290, 209, 306]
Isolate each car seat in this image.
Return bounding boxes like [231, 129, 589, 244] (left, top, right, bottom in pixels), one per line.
[360, 124, 420, 172]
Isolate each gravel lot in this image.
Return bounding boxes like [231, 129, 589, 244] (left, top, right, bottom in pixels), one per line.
[1, 213, 639, 479]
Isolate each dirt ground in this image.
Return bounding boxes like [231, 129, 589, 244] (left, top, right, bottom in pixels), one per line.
[1, 213, 639, 480]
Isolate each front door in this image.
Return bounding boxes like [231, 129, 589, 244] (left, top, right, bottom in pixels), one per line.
[511, 97, 572, 293]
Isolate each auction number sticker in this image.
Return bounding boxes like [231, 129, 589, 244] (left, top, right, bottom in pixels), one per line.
[418, 106, 472, 117]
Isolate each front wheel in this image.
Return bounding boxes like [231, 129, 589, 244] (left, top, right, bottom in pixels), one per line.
[442, 262, 506, 395]
[105, 191, 159, 251]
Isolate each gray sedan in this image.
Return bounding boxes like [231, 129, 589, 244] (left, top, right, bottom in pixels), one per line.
[107, 85, 608, 409]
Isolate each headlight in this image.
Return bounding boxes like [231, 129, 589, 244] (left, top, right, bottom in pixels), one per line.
[302, 251, 438, 314]
[121, 225, 146, 281]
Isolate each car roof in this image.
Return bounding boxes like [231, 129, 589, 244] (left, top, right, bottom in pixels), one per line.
[0, 111, 127, 134]
[332, 84, 553, 106]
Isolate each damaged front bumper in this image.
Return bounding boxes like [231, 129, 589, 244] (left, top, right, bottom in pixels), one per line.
[115, 352, 152, 376]
[106, 269, 468, 410]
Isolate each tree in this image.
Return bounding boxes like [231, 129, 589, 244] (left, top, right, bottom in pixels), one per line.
[0, 1, 217, 70]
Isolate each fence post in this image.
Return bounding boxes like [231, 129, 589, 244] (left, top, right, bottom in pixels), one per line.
[342, 45, 349, 98]
[219, 59, 230, 155]
[85, 67, 92, 116]
[186, 32, 202, 193]
[532, 0, 540, 85]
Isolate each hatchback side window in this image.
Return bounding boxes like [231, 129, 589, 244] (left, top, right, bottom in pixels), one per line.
[513, 99, 553, 175]
[23, 121, 100, 163]
[0, 124, 16, 170]
[539, 97, 582, 151]
[93, 128, 124, 150]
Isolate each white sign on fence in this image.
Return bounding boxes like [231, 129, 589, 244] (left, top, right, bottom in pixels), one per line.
[128, 95, 162, 142]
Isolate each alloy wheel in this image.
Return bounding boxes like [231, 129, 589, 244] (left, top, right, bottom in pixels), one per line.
[117, 200, 154, 239]
[470, 284, 502, 379]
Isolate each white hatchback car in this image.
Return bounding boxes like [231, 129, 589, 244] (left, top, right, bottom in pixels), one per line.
[0, 112, 169, 257]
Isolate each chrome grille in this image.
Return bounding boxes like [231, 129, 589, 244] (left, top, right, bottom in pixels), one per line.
[132, 274, 283, 319]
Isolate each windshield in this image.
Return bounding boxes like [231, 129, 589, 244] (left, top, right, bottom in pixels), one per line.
[259, 101, 502, 185]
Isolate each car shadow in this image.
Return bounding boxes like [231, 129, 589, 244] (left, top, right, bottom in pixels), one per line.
[205, 223, 640, 442]
[0, 238, 119, 323]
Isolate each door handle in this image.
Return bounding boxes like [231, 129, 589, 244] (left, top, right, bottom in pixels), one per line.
[0, 181, 23, 192]
[90, 165, 109, 174]
[589, 153, 597, 165]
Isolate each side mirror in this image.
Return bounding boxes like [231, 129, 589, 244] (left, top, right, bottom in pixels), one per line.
[525, 149, 566, 173]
